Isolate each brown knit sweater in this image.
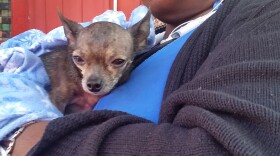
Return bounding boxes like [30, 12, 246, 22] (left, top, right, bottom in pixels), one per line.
[28, 0, 280, 155]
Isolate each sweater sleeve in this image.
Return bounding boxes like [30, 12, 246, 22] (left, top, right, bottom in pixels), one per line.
[28, 0, 280, 155]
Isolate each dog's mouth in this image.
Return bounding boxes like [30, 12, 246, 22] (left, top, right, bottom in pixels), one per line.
[81, 72, 123, 96]
[87, 82, 103, 94]
[82, 80, 117, 96]
[86, 89, 108, 96]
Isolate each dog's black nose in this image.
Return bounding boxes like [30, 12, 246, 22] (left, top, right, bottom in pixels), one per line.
[87, 79, 102, 93]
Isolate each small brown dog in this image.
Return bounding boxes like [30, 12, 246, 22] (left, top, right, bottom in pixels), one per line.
[41, 11, 151, 114]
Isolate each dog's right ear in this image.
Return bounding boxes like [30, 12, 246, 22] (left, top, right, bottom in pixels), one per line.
[58, 11, 83, 47]
[129, 10, 151, 53]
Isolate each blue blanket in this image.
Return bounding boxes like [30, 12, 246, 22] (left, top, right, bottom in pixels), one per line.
[0, 5, 155, 140]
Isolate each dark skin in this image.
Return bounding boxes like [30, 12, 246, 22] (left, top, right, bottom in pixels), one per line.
[12, 0, 216, 155]
[12, 122, 49, 156]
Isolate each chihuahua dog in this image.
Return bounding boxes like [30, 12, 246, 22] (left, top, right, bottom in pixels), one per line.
[41, 11, 151, 114]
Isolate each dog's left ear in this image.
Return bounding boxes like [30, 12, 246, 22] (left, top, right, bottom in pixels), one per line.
[58, 11, 83, 47]
[129, 11, 151, 52]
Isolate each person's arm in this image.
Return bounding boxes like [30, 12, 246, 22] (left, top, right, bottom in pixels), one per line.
[12, 122, 49, 156]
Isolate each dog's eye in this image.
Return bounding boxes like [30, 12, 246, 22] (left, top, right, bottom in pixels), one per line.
[73, 56, 85, 65]
[111, 59, 125, 67]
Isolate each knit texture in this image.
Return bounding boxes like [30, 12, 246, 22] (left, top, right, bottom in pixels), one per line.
[28, 0, 280, 155]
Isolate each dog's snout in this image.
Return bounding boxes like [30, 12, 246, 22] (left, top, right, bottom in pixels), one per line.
[87, 79, 102, 93]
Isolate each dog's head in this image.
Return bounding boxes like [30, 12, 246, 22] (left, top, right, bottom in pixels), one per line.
[58, 11, 151, 95]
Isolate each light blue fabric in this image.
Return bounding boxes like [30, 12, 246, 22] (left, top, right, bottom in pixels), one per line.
[0, 47, 63, 140]
[95, 30, 194, 123]
[0, 5, 154, 140]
